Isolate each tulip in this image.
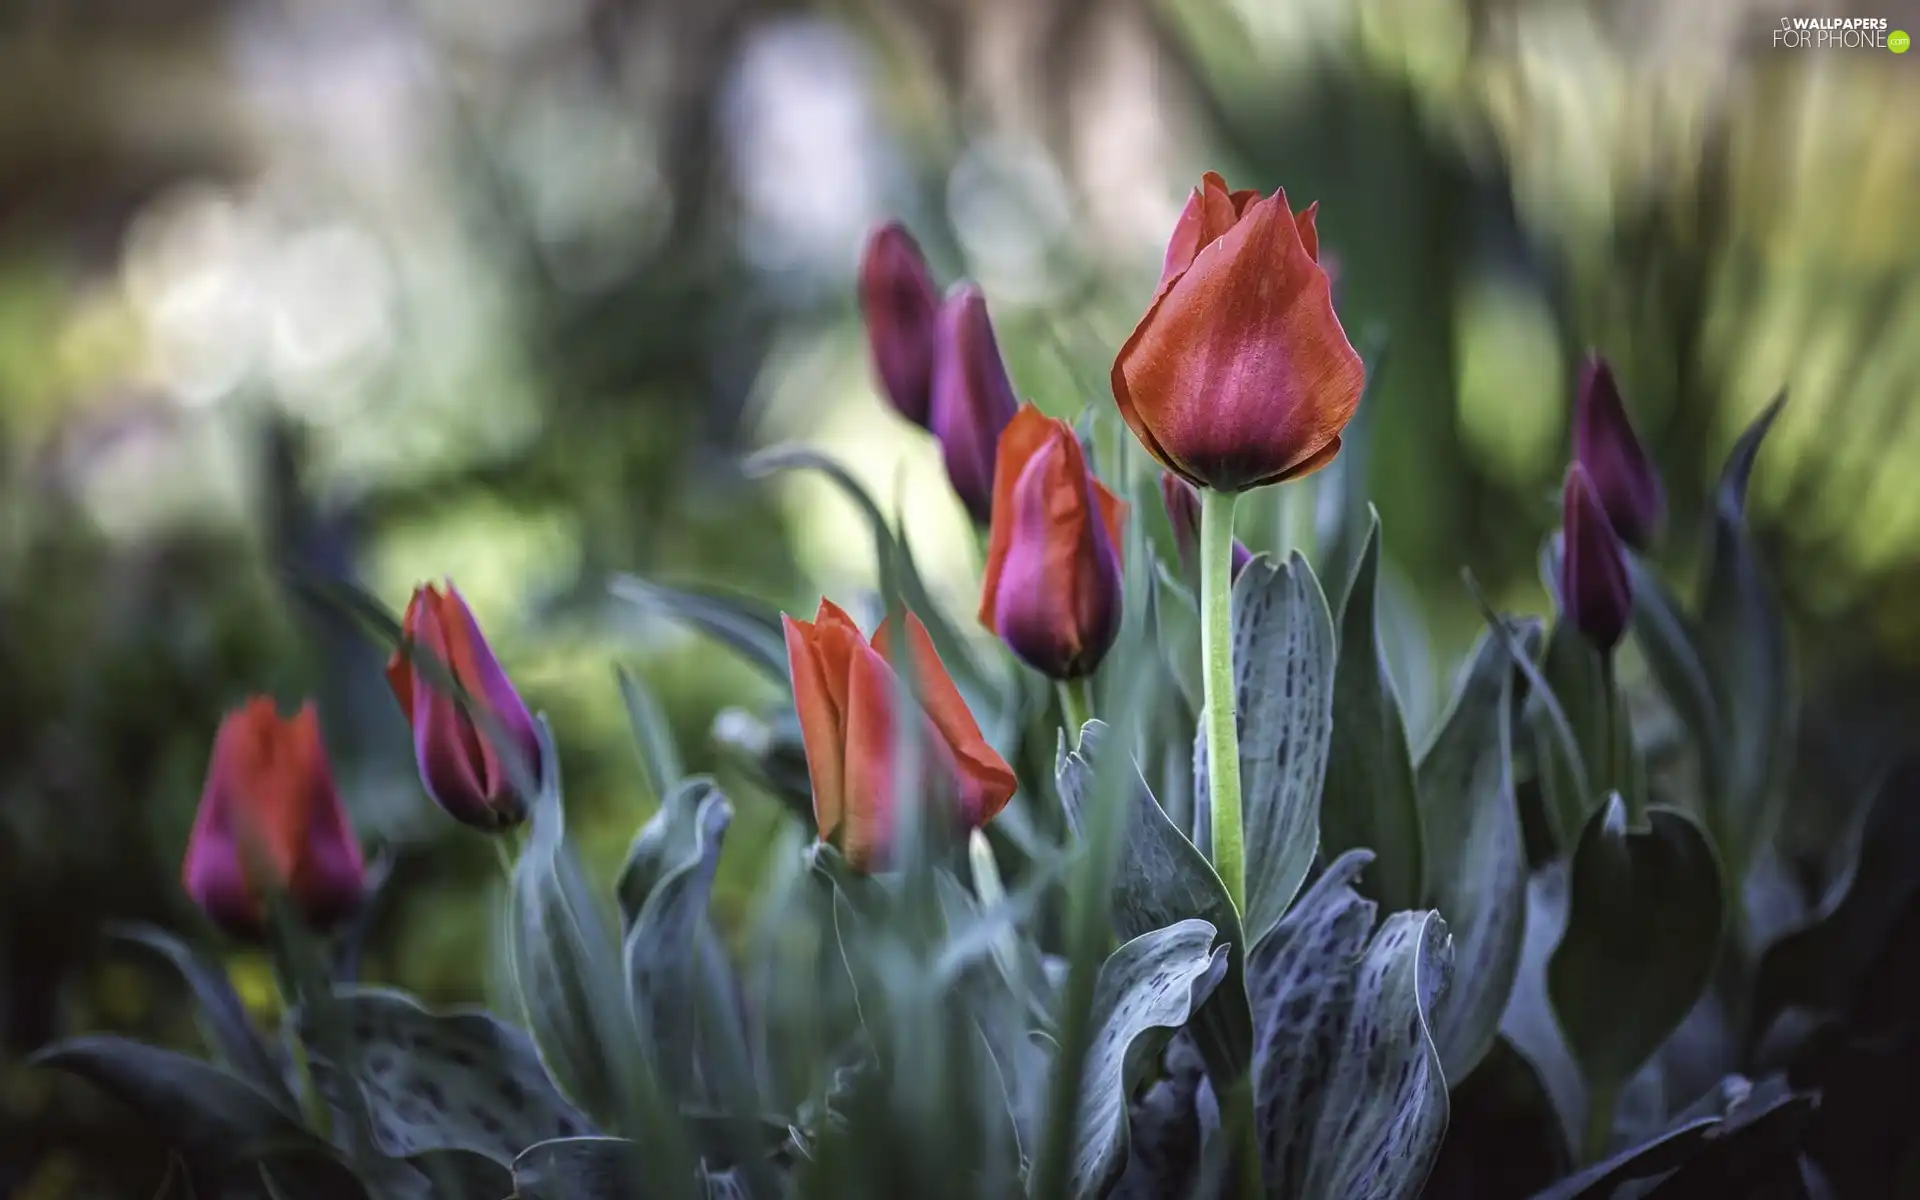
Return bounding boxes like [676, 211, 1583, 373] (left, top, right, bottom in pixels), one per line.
[1561, 463, 1633, 654]
[858, 223, 942, 428]
[1112, 172, 1365, 494]
[1573, 354, 1665, 549]
[783, 599, 1017, 870]
[976, 405, 1126, 679]
[387, 582, 542, 830]
[929, 283, 1021, 523]
[1159, 473, 1253, 581]
[182, 698, 365, 939]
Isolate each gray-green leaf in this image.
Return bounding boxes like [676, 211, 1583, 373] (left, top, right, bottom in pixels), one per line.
[1321, 511, 1425, 914]
[512, 1135, 648, 1199]
[1416, 625, 1530, 1081]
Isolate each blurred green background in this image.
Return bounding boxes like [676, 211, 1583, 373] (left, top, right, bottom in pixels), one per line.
[1, 0, 1916, 1193]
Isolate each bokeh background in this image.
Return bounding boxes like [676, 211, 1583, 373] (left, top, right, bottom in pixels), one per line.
[2, 0, 1917, 1193]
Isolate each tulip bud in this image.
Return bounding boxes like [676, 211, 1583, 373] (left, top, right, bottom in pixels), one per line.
[1573, 354, 1665, 549]
[1114, 172, 1365, 493]
[1159, 472, 1253, 581]
[182, 698, 365, 939]
[387, 582, 541, 830]
[1560, 463, 1633, 654]
[857, 223, 941, 428]
[929, 283, 1020, 523]
[977, 405, 1126, 680]
[783, 600, 1017, 871]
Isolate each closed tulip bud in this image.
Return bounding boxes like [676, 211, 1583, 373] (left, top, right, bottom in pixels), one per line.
[1573, 354, 1665, 549]
[930, 283, 1020, 523]
[1159, 472, 1253, 581]
[387, 582, 541, 830]
[182, 698, 365, 939]
[783, 600, 1017, 871]
[978, 405, 1127, 679]
[858, 223, 941, 428]
[1113, 172, 1365, 493]
[1561, 463, 1633, 654]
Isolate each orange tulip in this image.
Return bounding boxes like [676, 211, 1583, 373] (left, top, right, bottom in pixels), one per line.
[1112, 171, 1365, 493]
[979, 404, 1126, 680]
[782, 599, 1017, 870]
[182, 698, 365, 939]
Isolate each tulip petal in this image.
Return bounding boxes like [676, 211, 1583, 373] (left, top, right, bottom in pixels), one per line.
[408, 594, 492, 822]
[838, 641, 903, 871]
[872, 612, 1017, 827]
[442, 584, 542, 792]
[1113, 188, 1364, 493]
[1160, 174, 1244, 287]
[979, 405, 1058, 630]
[859, 223, 941, 427]
[784, 613, 847, 841]
[1294, 201, 1320, 263]
[929, 285, 1020, 523]
[385, 590, 425, 715]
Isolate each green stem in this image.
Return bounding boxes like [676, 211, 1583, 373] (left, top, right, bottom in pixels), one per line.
[1583, 1081, 1618, 1164]
[1223, 1075, 1265, 1199]
[1058, 677, 1096, 735]
[1200, 489, 1245, 910]
[287, 1032, 332, 1140]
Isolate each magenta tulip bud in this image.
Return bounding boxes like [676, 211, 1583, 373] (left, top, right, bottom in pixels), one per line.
[930, 283, 1020, 524]
[857, 223, 941, 428]
[386, 583, 542, 831]
[183, 698, 366, 940]
[979, 405, 1127, 679]
[1561, 463, 1633, 654]
[1159, 473, 1253, 581]
[1574, 354, 1665, 549]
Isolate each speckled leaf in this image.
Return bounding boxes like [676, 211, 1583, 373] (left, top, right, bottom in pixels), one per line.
[1058, 721, 1253, 1089]
[512, 1136, 647, 1199]
[1190, 552, 1337, 950]
[1416, 626, 1529, 1080]
[401, 1149, 516, 1199]
[1110, 1060, 1205, 1200]
[1249, 850, 1455, 1199]
[26, 1037, 322, 1164]
[1695, 393, 1793, 888]
[1320, 513, 1425, 914]
[1548, 798, 1724, 1142]
[1065, 919, 1229, 1200]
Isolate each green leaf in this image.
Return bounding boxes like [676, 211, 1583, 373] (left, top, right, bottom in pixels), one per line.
[27, 1037, 324, 1164]
[1152, 563, 1203, 714]
[512, 1136, 648, 1199]
[1056, 721, 1253, 1091]
[1247, 851, 1454, 1199]
[402, 1149, 516, 1200]
[616, 778, 724, 929]
[1695, 392, 1793, 887]
[1061, 919, 1229, 1200]
[106, 923, 292, 1109]
[1321, 511, 1425, 914]
[1499, 864, 1585, 1154]
[1548, 797, 1724, 1146]
[1191, 552, 1336, 951]
[609, 576, 790, 683]
[616, 666, 684, 805]
[1416, 625, 1529, 1081]
[1532, 619, 1611, 844]
[296, 987, 590, 1165]
[1624, 553, 1722, 815]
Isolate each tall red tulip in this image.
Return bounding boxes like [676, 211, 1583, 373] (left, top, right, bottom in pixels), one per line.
[387, 582, 541, 830]
[930, 283, 1020, 523]
[182, 698, 365, 939]
[783, 599, 1017, 870]
[979, 404, 1126, 679]
[1573, 354, 1665, 549]
[858, 223, 941, 428]
[1561, 463, 1633, 654]
[1113, 172, 1365, 493]
[1160, 473, 1252, 581]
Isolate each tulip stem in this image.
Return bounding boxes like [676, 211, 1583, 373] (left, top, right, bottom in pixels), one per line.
[1058, 678, 1095, 735]
[1199, 488, 1245, 911]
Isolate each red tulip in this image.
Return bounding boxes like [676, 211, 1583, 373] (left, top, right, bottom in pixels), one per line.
[1159, 472, 1252, 581]
[1113, 172, 1365, 493]
[783, 599, 1017, 870]
[929, 283, 1020, 523]
[1561, 463, 1633, 654]
[1574, 354, 1665, 549]
[858, 223, 942, 428]
[387, 582, 541, 830]
[979, 405, 1126, 679]
[182, 698, 365, 939]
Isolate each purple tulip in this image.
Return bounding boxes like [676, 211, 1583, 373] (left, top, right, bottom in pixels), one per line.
[857, 223, 941, 428]
[1574, 354, 1665, 549]
[1561, 463, 1633, 654]
[930, 283, 1020, 524]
